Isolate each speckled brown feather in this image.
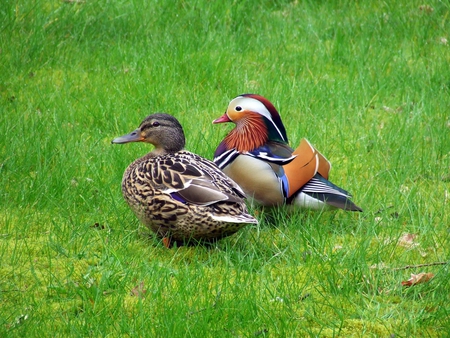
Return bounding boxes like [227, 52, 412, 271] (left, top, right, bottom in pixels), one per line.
[113, 113, 257, 244]
[121, 151, 256, 242]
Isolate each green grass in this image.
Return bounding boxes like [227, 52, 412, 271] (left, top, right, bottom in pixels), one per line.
[1, 0, 449, 336]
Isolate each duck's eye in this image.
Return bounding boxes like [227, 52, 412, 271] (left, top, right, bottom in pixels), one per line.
[152, 121, 160, 127]
[235, 106, 242, 112]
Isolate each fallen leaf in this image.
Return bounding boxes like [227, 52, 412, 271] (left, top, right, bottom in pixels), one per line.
[397, 233, 419, 248]
[419, 5, 434, 13]
[401, 272, 434, 287]
[130, 281, 147, 298]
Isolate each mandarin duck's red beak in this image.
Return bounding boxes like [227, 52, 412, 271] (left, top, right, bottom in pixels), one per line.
[213, 113, 232, 124]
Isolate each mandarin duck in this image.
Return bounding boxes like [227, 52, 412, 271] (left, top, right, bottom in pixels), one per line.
[112, 113, 257, 246]
[212, 94, 362, 211]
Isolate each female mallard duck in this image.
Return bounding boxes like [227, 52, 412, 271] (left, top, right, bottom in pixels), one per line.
[112, 113, 257, 246]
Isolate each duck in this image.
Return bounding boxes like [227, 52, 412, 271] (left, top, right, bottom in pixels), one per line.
[212, 94, 362, 212]
[112, 113, 258, 246]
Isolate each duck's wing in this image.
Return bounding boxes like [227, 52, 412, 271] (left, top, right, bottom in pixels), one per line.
[245, 141, 296, 165]
[148, 153, 246, 207]
[282, 138, 332, 198]
[291, 173, 363, 212]
[214, 140, 296, 170]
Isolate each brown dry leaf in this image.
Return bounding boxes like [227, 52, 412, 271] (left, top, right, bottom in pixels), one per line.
[397, 233, 419, 248]
[401, 272, 434, 287]
[419, 5, 434, 13]
[130, 281, 147, 298]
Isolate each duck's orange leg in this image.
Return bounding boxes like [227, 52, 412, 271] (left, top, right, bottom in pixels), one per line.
[162, 237, 171, 248]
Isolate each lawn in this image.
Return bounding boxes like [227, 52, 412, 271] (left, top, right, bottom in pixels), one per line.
[1, 0, 449, 336]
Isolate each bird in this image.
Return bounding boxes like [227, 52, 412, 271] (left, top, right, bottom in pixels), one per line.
[112, 113, 258, 247]
[212, 94, 362, 212]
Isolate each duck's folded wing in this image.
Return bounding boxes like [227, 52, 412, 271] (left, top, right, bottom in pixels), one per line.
[294, 173, 362, 212]
[151, 159, 244, 206]
[245, 142, 296, 165]
[214, 141, 296, 168]
[171, 177, 243, 206]
[282, 138, 332, 198]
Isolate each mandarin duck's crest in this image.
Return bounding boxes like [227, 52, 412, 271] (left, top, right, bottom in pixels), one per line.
[112, 113, 257, 247]
[213, 94, 362, 212]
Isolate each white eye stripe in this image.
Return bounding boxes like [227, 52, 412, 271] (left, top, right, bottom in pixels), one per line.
[230, 96, 286, 141]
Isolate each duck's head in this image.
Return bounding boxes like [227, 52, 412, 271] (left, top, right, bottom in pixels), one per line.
[213, 94, 288, 151]
[112, 113, 186, 154]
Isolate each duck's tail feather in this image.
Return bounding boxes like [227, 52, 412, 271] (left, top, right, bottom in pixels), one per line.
[290, 173, 362, 212]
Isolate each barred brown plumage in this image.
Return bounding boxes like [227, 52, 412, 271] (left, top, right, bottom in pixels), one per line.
[112, 113, 257, 247]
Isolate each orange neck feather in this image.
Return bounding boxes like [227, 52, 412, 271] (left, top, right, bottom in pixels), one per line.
[224, 112, 268, 152]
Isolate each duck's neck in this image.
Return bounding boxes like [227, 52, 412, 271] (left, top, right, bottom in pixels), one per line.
[134, 147, 172, 166]
[224, 112, 268, 152]
[150, 147, 174, 157]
